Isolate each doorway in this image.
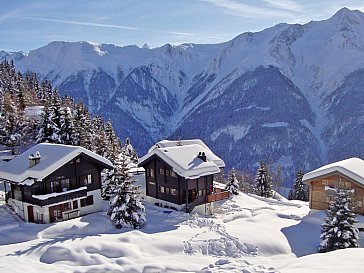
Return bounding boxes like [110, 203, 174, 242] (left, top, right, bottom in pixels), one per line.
[188, 189, 197, 202]
[27, 205, 34, 222]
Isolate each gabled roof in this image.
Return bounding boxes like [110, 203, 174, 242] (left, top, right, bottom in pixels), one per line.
[139, 139, 225, 179]
[303, 157, 364, 186]
[0, 143, 113, 184]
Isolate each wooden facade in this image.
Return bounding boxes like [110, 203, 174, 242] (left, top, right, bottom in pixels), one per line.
[305, 171, 364, 215]
[140, 155, 228, 212]
[7, 153, 108, 223]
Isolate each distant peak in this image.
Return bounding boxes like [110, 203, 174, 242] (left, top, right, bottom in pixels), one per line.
[331, 7, 362, 19]
[142, 43, 150, 49]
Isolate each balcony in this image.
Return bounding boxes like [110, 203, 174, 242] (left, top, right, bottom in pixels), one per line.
[206, 190, 230, 203]
[29, 186, 88, 206]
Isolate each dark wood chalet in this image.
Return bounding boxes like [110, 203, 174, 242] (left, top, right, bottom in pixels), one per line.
[139, 139, 229, 214]
[0, 143, 113, 223]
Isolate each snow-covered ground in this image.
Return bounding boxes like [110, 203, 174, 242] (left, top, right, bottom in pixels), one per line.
[1, 191, 364, 273]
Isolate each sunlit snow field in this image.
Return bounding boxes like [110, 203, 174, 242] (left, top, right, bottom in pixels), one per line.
[1, 191, 364, 273]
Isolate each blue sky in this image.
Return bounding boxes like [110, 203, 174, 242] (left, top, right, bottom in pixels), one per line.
[1, 0, 364, 52]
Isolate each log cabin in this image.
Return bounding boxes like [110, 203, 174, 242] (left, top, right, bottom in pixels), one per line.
[0, 143, 113, 223]
[303, 157, 364, 214]
[138, 139, 229, 214]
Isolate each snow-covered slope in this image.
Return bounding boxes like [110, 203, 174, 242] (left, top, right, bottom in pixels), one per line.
[7, 8, 364, 182]
[0, 189, 363, 273]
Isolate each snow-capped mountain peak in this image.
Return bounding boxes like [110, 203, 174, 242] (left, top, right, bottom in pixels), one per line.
[5, 8, 364, 183]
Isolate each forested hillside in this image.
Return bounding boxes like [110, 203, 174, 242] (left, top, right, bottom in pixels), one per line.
[0, 60, 137, 163]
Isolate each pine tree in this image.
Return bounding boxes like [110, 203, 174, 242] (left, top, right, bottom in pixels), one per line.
[318, 184, 359, 252]
[225, 168, 239, 195]
[101, 168, 115, 200]
[37, 103, 59, 143]
[74, 102, 93, 149]
[122, 137, 138, 164]
[288, 170, 309, 201]
[254, 161, 272, 198]
[107, 153, 146, 229]
[104, 121, 121, 162]
[59, 106, 76, 145]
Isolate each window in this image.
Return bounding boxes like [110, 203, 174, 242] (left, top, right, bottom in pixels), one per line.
[148, 168, 155, 178]
[149, 181, 156, 185]
[73, 200, 78, 209]
[50, 181, 60, 193]
[170, 171, 178, 178]
[357, 201, 363, 207]
[165, 187, 170, 194]
[198, 189, 206, 196]
[159, 186, 165, 193]
[170, 188, 178, 195]
[80, 195, 94, 207]
[325, 186, 336, 196]
[54, 210, 62, 219]
[159, 168, 164, 175]
[345, 182, 351, 188]
[325, 186, 336, 203]
[80, 174, 92, 186]
[37, 212, 44, 223]
[61, 179, 70, 191]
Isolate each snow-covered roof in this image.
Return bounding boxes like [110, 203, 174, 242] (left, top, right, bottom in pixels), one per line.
[139, 139, 225, 179]
[0, 143, 113, 184]
[303, 157, 364, 186]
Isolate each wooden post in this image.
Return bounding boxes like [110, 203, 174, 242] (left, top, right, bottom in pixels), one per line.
[3, 181, 6, 203]
[186, 179, 189, 213]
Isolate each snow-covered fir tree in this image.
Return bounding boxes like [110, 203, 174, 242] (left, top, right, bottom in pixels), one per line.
[225, 168, 239, 195]
[59, 106, 76, 145]
[122, 138, 138, 164]
[107, 153, 146, 229]
[288, 170, 309, 201]
[37, 103, 60, 143]
[74, 102, 93, 150]
[254, 161, 272, 198]
[318, 184, 359, 253]
[101, 167, 115, 200]
[104, 121, 121, 162]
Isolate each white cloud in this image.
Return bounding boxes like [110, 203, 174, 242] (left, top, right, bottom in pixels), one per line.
[262, 0, 303, 12]
[200, 0, 298, 18]
[25, 17, 140, 30]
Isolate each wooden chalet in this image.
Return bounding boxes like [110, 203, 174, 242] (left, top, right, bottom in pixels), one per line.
[0, 143, 113, 223]
[303, 157, 364, 214]
[138, 139, 229, 214]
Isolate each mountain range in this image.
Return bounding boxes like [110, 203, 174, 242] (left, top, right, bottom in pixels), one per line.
[2, 7, 364, 185]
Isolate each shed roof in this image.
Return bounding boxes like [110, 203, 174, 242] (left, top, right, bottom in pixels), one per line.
[139, 139, 225, 179]
[0, 143, 113, 184]
[303, 157, 364, 186]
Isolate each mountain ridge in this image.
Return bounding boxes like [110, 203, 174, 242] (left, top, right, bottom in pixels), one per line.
[3, 7, 364, 184]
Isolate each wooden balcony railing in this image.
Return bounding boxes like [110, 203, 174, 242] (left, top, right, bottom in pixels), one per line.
[206, 190, 230, 203]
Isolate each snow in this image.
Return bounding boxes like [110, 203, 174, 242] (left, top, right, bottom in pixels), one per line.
[261, 122, 289, 128]
[139, 139, 225, 179]
[32, 186, 87, 200]
[0, 189, 364, 272]
[0, 143, 113, 183]
[149, 139, 225, 168]
[303, 157, 364, 186]
[211, 125, 251, 142]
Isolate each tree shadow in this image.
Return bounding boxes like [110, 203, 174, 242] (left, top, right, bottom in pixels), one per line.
[281, 210, 324, 257]
[7, 233, 96, 257]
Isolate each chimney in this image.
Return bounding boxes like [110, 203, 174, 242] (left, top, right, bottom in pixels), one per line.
[29, 151, 41, 168]
[197, 151, 207, 162]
